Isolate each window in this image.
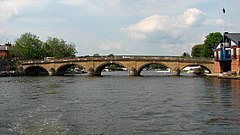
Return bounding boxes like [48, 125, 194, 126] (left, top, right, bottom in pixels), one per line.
[225, 50, 231, 59]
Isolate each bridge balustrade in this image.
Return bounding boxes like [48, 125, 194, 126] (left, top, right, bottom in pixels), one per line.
[20, 56, 213, 64]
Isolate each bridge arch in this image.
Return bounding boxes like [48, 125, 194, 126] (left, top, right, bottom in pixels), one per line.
[181, 64, 213, 74]
[56, 63, 86, 76]
[137, 62, 172, 76]
[94, 61, 128, 76]
[24, 66, 49, 76]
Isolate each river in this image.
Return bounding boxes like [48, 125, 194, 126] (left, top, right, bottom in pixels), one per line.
[1, 71, 240, 135]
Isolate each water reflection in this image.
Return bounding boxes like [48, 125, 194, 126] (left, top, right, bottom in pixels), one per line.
[199, 78, 240, 134]
[212, 78, 240, 109]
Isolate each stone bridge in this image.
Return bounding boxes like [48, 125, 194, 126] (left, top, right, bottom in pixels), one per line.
[18, 56, 214, 76]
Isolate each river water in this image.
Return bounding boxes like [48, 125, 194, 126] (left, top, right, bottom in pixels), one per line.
[1, 71, 240, 135]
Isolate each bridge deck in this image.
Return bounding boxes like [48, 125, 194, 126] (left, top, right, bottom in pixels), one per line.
[20, 56, 214, 64]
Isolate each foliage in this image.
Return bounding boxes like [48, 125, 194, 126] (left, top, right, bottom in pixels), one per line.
[191, 44, 203, 57]
[109, 64, 117, 71]
[0, 56, 5, 61]
[108, 54, 114, 57]
[44, 37, 77, 58]
[193, 67, 205, 75]
[201, 32, 222, 58]
[190, 32, 222, 58]
[11, 33, 77, 60]
[149, 64, 167, 70]
[181, 52, 191, 58]
[93, 53, 100, 57]
[11, 33, 44, 59]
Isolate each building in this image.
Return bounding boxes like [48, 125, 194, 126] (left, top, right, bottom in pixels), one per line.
[214, 32, 240, 74]
[0, 43, 12, 73]
[0, 42, 12, 60]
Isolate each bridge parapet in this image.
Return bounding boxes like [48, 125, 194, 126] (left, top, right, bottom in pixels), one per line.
[19, 56, 214, 64]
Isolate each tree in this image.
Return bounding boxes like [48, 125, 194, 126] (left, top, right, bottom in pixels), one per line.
[11, 33, 44, 59]
[109, 64, 117, 71]
[108, 54, 114, 58]
[191, 44, 203, 57]
[181, 52, 191, 58]
[149, 64, 167, 70]
[11, 33, 77, 60]
[201, 32, 222, 58]
[93, 53, 100, 57]
[43, 37, 77, 58]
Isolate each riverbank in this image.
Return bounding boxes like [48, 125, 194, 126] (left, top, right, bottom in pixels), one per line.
[0, 71, 22, 77]
[206, 73, 240, 80]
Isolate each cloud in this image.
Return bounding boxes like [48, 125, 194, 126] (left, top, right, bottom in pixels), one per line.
[59, 0, 87, 5]
[183, 8, 206, 26]
[0, 0, 21, 21]
[126, 15, 167, 39]
[100, 42, 123, 51]
[59, 0, 121, 16]
[122, 8, 207, 42]
[0, 0, 47, 21]
[204, 18, 225, 27]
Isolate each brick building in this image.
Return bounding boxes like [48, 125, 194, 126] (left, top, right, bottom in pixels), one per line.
[214, 32, 240, 74]
[0, 43, 12, 72]
[0, 42, 12, 59]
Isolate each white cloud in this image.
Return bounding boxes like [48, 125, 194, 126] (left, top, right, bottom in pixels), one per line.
[127, 15, 167, 33]
[122, 15, 170, 39]
[100, 42, 123, 51]
[59, 0, 87, 6]
[0, 0, 21, 21]
[0, 0, 47, 21]
[59, 0, 121, 16]
[215, 19, 224, 26]
[184, 8, 206, 26]
[123, 8, 207, 41]
[206, 18, 225, 26]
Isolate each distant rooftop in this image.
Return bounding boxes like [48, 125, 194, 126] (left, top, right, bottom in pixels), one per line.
[0, 43, 12, 51]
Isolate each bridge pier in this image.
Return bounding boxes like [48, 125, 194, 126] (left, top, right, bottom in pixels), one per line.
[172, 67, 180, 76]
[129, 67, 138, 76]
[49, 68, 56, 76]
[87, 67, 97, 76]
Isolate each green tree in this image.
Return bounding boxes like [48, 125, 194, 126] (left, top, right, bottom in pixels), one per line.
[93, 53, 100, 57]
[201, 32, 222, 58]
[11, 33, 44, 59]
[109, 64, 117, 71]
[108, 54, 114, 58]
[149, 64, 167, 70]
[191, 44, 203, 57]
[43, 37, 77, 58]
[181, 52, 191, 58]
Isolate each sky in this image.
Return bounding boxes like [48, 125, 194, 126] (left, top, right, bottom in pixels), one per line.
[0, 0, 240, 56]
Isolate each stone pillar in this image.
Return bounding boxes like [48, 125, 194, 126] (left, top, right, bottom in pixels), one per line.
[129, 67, 138, 76]
[17, 66, 25, 76]
[49, 68, 56, 76]
[87, 67, 96, 76]
[172, 67, 180, 76]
